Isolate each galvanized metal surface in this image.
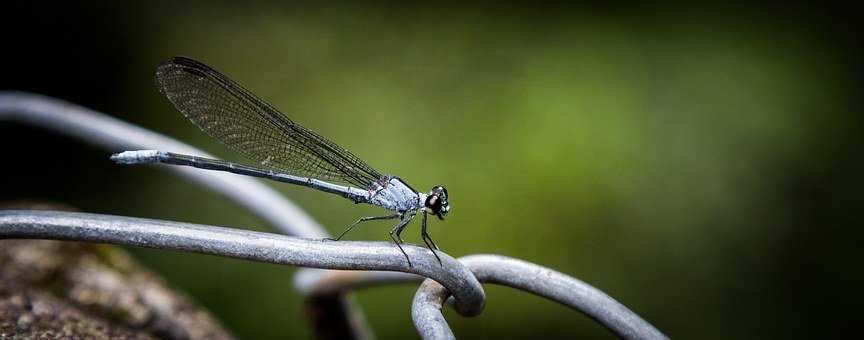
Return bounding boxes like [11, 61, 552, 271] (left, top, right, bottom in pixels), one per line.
[0, 210, 485, 317]
[412, 255, 669, 340]
[295, 256, 669, 339]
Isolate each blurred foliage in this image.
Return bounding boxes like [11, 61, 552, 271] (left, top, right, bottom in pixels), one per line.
[3, 2, 861, 339]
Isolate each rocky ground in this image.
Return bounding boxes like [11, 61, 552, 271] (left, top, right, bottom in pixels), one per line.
[0, 239, 232, 340]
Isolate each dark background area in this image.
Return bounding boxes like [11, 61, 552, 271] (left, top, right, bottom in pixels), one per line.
[2, 2, 862, 339]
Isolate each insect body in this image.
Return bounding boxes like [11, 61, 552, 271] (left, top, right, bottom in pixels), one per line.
[111, 57, 449, 266]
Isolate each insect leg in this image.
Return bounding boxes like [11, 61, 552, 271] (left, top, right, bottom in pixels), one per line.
[394, 212, 414, 243]
[326, 214, 400, 241]
[389, 212, 416, 266]
[420, 211, 443, 266]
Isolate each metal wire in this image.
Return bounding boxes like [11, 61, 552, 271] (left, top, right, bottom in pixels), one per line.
[294, 269, 423, 295]
[0, 210, 667, 339]
[0, 210, 485, 317]
[413, 255, 669, 340]
[293, 257, 668, 339]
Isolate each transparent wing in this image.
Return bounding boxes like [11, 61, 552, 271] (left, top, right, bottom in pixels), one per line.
[155, 56, 383, 188]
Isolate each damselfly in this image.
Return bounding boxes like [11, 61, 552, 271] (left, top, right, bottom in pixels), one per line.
[112, 57, 450, 266]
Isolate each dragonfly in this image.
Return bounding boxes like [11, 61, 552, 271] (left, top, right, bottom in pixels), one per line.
[111, 56, 450, 267]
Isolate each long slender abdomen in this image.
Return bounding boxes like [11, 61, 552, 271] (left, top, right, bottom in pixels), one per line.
[110, 150, 371, 204]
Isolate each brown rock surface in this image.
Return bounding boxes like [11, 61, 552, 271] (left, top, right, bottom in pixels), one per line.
[0, 239, 233, 340]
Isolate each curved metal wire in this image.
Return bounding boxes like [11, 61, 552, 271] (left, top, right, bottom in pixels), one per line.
[0, 210, 485, 317]
[295, 269, 423, 295]
[412, 255, 668, 340]
[293, 256, 668, 339]
[413, 279, 456, 340]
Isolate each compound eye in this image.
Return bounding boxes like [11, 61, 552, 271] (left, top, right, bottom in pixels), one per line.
[425, 194, 442, 213]
[432, 186, 448, 199]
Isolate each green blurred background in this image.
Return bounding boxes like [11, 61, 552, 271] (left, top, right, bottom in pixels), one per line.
[2, 2, 861, 339]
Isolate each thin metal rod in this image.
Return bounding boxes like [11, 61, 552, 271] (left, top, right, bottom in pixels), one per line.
[413, 280, 456, 340]
[412, 255, 668, 340]
[294, 256, 669, 339]
[0, 210, 486, 317]
[294, 269, 424, 295]
[111, 150, 369, 203]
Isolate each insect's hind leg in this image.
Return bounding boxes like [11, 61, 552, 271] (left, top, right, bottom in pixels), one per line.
[389, 212, 417, 267]
[325, 214, 401, 241]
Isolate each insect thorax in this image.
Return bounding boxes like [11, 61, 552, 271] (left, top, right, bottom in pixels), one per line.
[367, 176, 422, 212]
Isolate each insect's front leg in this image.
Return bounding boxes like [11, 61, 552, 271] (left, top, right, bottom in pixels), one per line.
[420, 211, 443, 266]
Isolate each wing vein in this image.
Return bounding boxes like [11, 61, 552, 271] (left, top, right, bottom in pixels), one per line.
[155, 56, 383, 188]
